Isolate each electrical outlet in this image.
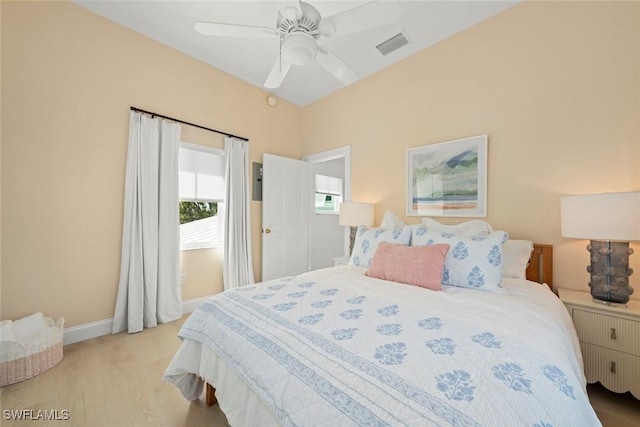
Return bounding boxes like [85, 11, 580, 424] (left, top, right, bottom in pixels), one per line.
[180, 274, 188, 286]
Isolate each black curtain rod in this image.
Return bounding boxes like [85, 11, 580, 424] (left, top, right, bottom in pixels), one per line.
[130, 106, 248, 141]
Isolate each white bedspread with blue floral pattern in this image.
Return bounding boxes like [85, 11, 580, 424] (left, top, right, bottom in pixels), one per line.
[172, 266, 601, 427]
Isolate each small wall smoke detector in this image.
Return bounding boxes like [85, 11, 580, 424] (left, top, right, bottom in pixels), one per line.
[267, 95, 278, 106]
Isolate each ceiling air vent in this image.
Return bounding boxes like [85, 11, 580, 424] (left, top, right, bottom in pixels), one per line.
[376, 32, 409, 56]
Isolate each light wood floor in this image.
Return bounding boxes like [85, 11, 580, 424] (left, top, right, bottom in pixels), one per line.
[2, 315, 639, 427]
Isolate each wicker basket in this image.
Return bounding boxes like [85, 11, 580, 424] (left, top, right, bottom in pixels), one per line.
[0, 317, 64, 387]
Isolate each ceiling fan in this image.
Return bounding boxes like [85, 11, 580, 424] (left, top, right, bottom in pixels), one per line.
[194, 0, 402, 89]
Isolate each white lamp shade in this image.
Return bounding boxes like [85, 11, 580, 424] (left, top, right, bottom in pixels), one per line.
[339, 202, 374, 227]
[561, 192, 640, 241]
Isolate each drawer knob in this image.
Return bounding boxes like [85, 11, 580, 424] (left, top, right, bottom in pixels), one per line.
[610, 361, 616, 374]
[610, 328, 617, 340]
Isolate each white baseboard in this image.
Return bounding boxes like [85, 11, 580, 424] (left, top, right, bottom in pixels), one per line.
[62, 295, 214, 346]
[63, 318, 113, 346]
[182, 295, 213, 314]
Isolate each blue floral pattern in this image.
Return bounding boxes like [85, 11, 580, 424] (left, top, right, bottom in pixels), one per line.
[452, 242, 469, 260]
[267, 284, 287, 291]
[374, 342, 407, 366]
[532, 422, 554, 427]
[492, 363, 532, 394]
[541, 365, 576, 399]
[435, 370, 476, 402]
[331, 328, 359, 341]
[297, 282, 316, 288]
[487, 245, 502, 267]
[471, 332, 501, 349]
[273, 302, 297, 311]
[287, 291, 307, 298]
[467, 267, 485, 288]
[299, 313, 324, 325]
[320, 289, 339, 296]
[311, 300, 332, 309]
[442, 267, 450, 283]
[346, 296, 366, 304]
[340, 309, 364, 320]
[441, 232, 455, 238]
[377, 305, 399, 316]
[415, 226, 427, 236]
[418, 317, 443, 330]
[426, 338, 457, 355]
[252, 293, 275, 300]
[376, 323, 403, 336]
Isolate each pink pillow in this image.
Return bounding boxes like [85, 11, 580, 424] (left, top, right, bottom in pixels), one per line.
[366, 242, 450, 291]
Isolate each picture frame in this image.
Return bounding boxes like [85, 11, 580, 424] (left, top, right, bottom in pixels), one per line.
[406, 134, 487, 217]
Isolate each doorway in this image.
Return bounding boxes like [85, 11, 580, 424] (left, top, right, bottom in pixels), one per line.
[303, 146, 351, 270]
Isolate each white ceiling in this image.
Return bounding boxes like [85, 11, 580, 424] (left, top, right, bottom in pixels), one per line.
[74, 0, 519, 106]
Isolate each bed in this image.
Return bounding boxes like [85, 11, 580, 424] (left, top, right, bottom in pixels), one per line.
[164, 225, 601, 427]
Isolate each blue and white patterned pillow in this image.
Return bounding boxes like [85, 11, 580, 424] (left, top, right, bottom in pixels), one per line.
[349, 226, 412, 267]
[411, 225, 508, 292]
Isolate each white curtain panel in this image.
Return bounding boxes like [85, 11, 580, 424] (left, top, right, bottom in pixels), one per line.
[223, 137, 255, 289]
[112, 111, 182, 334]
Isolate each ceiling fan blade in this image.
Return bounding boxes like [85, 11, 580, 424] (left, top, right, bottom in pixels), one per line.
[276, 0, 303, 21]
[318, 0, 402, 38]
[316, 46, 358, 86]
[264, 58, 292, 89]
[194, 22, 278, 38]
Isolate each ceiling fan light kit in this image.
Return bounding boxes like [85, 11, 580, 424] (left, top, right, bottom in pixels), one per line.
[194, 0, 403, 89]
[282, 33, 317, 65]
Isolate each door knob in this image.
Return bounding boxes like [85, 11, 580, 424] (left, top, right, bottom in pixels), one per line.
[264, 228, 271, 234]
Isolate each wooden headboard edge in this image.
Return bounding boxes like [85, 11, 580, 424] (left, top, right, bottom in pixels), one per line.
[525, 243, 553, 289]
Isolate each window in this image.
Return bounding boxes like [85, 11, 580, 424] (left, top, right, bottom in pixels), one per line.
[179, 142, 225, 250]
[315, 174, 342, 214]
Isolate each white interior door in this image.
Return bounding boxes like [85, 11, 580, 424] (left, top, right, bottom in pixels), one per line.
[262, 153, 311, 281]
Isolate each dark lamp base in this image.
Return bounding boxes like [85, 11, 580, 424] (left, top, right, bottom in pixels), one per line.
[587, 240, 634, 305]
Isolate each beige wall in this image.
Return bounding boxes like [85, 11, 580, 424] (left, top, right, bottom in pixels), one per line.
[302, 1, 640, 298]
[1, 1, 302, 326]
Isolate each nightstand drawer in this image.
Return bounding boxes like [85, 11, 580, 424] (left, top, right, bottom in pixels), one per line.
[581, 342, 640, 398]
[573, 309, 640, 355]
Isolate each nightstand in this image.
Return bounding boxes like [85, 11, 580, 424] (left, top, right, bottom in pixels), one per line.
[333, 256, 350, 266]
[558, 289, 640, 399]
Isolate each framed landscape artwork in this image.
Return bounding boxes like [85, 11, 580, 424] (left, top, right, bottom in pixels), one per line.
[406, 134, 487, 217]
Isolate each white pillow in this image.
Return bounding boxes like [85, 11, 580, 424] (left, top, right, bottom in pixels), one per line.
[12, 312, 49, 341]
[502, 240, 534, 279]
[380, 210, 406, 229]
[349, 226, 412, 267]
[412, 225, 508, 292]
[0, 320, 16, 342]
[421, 217, 493, 236]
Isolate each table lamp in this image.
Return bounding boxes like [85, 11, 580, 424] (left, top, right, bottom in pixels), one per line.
[339, 202, 374, 255]
[561, 192, 640, 305]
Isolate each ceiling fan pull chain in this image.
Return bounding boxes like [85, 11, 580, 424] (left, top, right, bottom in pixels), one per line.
[279, 36, 283, 72]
